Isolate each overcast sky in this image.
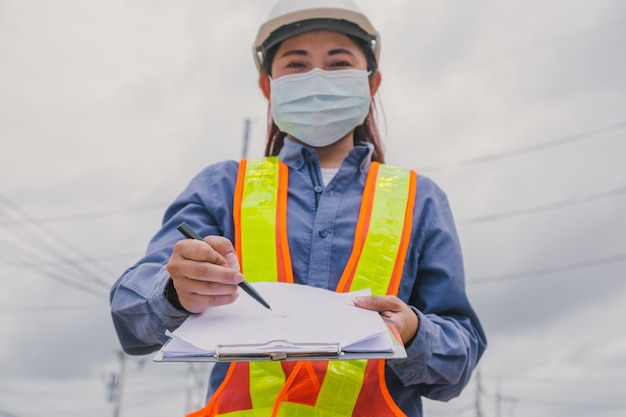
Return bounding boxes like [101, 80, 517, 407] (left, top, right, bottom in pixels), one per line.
[1, 0, 625, 416]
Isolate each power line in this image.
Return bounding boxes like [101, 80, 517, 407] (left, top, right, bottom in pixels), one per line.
[0, 196, 115, 292]
[421, 119, 626, 172]
[484, 373, 626, 386]
[0, 202, 166, 227]
[0, 303, 106, 314]
[0, 196, 118, 281]
[468, 253, 626, 285]
[507, 394, 626, 410]
[0, 252, 141, 270]
[0, 236, 108, 297]
[0, 234, 109, 295]
[458, 185, 626, 225]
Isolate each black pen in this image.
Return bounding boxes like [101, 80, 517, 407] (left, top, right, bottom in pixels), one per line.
[176, 221, 272, 311]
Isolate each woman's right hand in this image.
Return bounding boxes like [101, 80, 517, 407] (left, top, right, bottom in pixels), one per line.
[166, 236, 243, 313]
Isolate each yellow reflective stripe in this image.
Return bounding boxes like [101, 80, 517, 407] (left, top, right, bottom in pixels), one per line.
[350, 165, 412, 295]
[275, 403, 348, 417]
[219, 409, 272, 417]
[316, 360, 367, 414]
[240, 157, 280, 283]
[249, 362, 285, 409]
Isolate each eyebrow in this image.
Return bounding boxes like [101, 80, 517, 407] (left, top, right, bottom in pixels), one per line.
[278, 48, 356, 59]
[279, 49, 308, 58]
[328, 48, 355, 57]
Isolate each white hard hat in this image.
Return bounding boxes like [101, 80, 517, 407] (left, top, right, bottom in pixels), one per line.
[253, 0, 380, 73]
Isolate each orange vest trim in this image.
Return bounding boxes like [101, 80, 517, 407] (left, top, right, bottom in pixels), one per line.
[233, 158, 246, 267]
[388, 168, 417, 295]
[275, 160, 293, 283]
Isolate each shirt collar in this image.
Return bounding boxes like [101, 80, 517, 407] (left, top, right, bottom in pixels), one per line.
[278, 137, 374, 172]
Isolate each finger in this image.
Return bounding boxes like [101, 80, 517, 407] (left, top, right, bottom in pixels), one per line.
[168, 257, 244, 285]
[382, 308, 419, 345]
[173, 275, 241, 313]
[182, 292, 240, 313]
[186, 279, 241, 297]
[204, 236, 240, 271]
[173, 239, 230, 268]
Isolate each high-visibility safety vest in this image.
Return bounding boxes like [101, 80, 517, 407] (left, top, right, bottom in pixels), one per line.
[188, 157, 417, 417]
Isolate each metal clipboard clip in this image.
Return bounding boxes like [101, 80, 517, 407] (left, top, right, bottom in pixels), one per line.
[216, 340, 342, 362]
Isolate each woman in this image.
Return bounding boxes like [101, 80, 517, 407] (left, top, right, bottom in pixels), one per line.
[110, 1, 487, 416]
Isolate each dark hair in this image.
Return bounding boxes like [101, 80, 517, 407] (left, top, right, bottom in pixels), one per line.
[261, 34, 385, 163]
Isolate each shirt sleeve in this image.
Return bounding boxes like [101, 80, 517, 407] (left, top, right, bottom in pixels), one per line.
[386, 177, 487, 401]
[109, 161, 239, 355]
[110, 260, 189, 355]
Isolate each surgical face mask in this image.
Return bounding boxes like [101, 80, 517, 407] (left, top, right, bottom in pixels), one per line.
[270, 68, 371, 147]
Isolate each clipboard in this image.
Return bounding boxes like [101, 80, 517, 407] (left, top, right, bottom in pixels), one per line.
[154, 323, 406, 363]
[153, 282, 408, 363]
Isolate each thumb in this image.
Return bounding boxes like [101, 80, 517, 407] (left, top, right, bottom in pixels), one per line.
[352, 295, 393, 312]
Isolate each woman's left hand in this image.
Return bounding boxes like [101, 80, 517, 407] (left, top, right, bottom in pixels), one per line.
[352, 295, 419, 346]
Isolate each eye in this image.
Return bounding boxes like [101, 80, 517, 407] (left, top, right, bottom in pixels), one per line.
[329, 60, 352, 68]
[286, 61, 306, 69]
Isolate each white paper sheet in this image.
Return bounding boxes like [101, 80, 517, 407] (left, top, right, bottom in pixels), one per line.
[161, 282, 399, 358]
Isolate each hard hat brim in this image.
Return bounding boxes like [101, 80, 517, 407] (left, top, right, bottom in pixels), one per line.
[253, 8, 380, 73]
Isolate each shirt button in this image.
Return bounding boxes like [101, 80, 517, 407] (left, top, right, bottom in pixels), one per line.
[314, 186, 323, 193]
[319, 229, 329, 238]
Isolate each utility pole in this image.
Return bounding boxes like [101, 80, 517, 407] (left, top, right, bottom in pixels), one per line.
[185, 363, 199, 413]
[475, 367, 483, 417]
[494, 377, 516, 417]
[495, 377, 502, 417]
[184, 363, 211, 413]
[104, 350, 147, 417]
[107, 350, 126, 417]
[241, 118, 251, 159]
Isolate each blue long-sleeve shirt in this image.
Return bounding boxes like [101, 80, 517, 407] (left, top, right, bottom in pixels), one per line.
[110, 139, 487, 416]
